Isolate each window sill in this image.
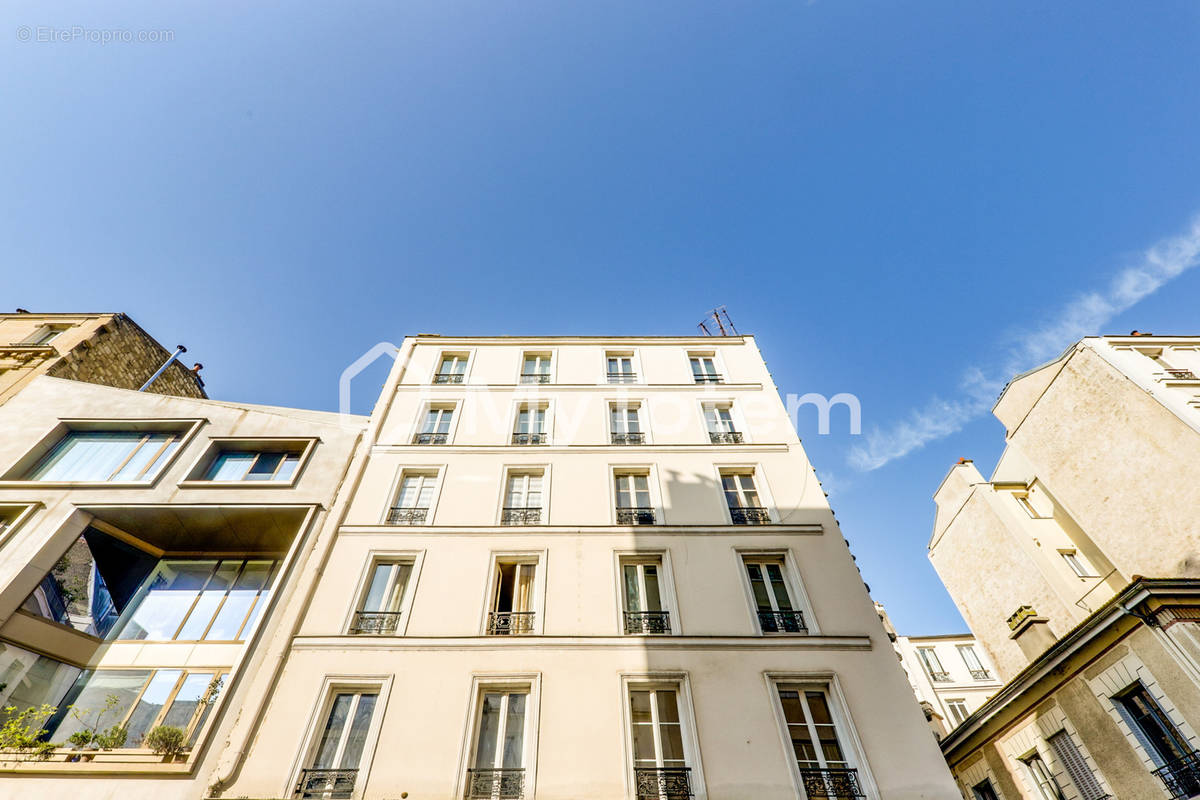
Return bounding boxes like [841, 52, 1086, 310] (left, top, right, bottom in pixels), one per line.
[0, 480, 157, 489]
[0, 749, 196, 774]
[177, 479, 299, 489]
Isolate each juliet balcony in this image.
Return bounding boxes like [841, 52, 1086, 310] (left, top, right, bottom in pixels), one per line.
[624, 610, 671, 634]
[413, 432, 448, 445]
[635, 766, 693, 800]
[501, 507, 542, 525]
[729, 507, 770, 525]
[297, 768, 358, 799]
[617, 507, 656, 525]
[611, 432, 646, 445]
[487, 611, 535, 635]
[758, 610, 807, 634]
[386, 507, 428, 525]
[467, 767, 525, 798]
[799, 767, 866, 798]
[511, 432, 547, 445]
[709, 431, 743, 444]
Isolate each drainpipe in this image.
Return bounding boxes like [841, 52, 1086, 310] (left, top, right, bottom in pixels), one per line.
[138, 345, 186, 391]
[1119, 595, 1200, 686]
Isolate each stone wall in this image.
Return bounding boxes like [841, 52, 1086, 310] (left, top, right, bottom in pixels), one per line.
[46, 314, 206, 398]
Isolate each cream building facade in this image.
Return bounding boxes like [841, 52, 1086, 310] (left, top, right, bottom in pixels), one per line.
[893, 632, 1001, 740]
[209, 334, 960, 800]
[0, 375, 366, 799]
[929, 335, 1200, 800]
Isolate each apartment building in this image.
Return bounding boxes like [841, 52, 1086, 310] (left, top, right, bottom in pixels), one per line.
[894, 633, 1001, 739]
[0, 311, 205, 404]
[213, 335, 959, 800]
[928, 335, 1200, 800]
[0, 375, 365, 799]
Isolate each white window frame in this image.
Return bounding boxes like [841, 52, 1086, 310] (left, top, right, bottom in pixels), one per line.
[497, 466, 550, 524]
[453, 673, 542, 800]
[1018, 748, 1067, 800]
[286, 675, 393, 800]
[609, 401, 651, 445]
[0, 503, 39, 549]
[917, 647, 949, 680]
[382, 466, 445, 524]
[764, 672, 878, 800]
[714, 464, 778, 524]
[735, 548, 818, 635]
[479, 550, 548, 635]
[431, 350, 474, 384]
[609, 465, 664, 525]
[518, 350, 556, 384]
[699, 401, 748, 443]
[1059, 549, 1097, 579]
[613, 550, 682, 636]
[411, 402, 461, 445]
[343, 549, 425, 636]
[618, 672, 708, 800]
[945, 699, 970, 727]
[604, 350, 643, 385]
[686, 350, 727, 384]
[509, 401, 552, 445]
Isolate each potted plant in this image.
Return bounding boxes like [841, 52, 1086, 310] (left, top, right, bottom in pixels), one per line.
[0, 705, 57, 762]
[144, 725, 187, 761]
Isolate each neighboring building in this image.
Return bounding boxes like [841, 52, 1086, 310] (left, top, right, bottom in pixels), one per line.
[212, 335, 960, 800]
[0, 375, 366, 799]
[895, 634, 1001, 739]
[929, 335, 1200, 799]
[0, 311, 206, 404]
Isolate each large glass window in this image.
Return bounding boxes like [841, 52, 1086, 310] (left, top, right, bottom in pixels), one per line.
[204, 450, 301, 482]
[27, 430, 181, 482]
[629, 687, 692, 800]
[778, 687, 862, 798]
[622, 559, 669, 634]
[744, 558, 805, 633]
[0, 642, 81, 716]
[352, 561, 412, 634]
[111, 558, 275, 642]
[1115, 683, 1200, 777]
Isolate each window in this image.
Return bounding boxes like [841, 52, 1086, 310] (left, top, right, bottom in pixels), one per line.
[607, 353, 637, 384]
[47, 668, 224, 749]
[1015, 492, 1046, 519]
[502, 472, 544, 525]
[1047, 730, 1108, 800]
[688, 355, 721, 384]
[1021, 752, 1066, 800]
[467, 690, 529, 799]
[298, 690, 379, 799]
[615, 472, 655, 525]
[512, 404, 548, 445]
[20, 325, 66, 346]
[1114, 683, 1200, 792]
[415, 405, 454, 444]
[958, 645, 991, 680]
[971, 779, 1001, 800]
[204, 449, 301, 482]
[488, 561, 536, 634]
[629, 687, 694, 800]
[27, 430, 182, 482]
[917, 648, 949, 682]
[388, 471, 437, 524]
[721, 470, 769, 524]
[0, 641, 82, 718]
[743, 557, 806, 633]
[777, 686, 863, 799]
[622, 558, 670, 634]
[520, 353, 552, 384]
[1061, 550, 1097, 578]
[435, 353, 469, 384]
[109, 559, 275, 642]
[610, 404, 645, 445]
[351, 560, 413, 634]
[945, 699, 969, 726]
[703, 404, 741, 444]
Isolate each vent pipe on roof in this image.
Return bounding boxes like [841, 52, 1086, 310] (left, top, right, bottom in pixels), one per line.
[139, 345, 186, 391]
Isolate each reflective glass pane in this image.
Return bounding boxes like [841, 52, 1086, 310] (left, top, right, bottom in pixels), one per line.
[313, 693, 353, 768]
[159, 671, 215, 731]
[207, 560, 272, 640]
[623, 565, 641, 612]
[207, 452, 255, 480]
[47, 669, 152, 745]
[246, 452, 284, 480]
[339, 694, 377, 768]
[176, 561, 239, 640]
[502, 693, 526, 768]
[643, 566, 662, 611]
[475, 693, 502, 767]
[117, 561, 217, 640]
[125, 670, 182, 746]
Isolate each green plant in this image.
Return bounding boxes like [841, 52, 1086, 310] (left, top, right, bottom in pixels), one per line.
[66, 729, 93, 748]
[0, 704, 57, 760]
[94, 724, 126, 749]
[144, 725, 186, 757]
[67, 692, 126, 749]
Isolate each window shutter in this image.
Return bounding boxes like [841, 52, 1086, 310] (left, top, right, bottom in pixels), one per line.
[1048, 730, 1107, 800]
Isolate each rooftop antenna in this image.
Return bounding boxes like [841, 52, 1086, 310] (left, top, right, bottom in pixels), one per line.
[697, 306, 738, 336]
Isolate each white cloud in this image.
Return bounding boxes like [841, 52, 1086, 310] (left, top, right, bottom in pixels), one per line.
[848, 214, 1200, 472]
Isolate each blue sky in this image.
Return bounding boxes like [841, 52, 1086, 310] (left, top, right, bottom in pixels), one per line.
[3, 1, 1199, 634]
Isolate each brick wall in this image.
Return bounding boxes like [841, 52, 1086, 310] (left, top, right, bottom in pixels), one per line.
[46, 314, 206, 398]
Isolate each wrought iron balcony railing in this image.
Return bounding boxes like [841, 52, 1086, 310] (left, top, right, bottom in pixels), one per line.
[466, 767, 525, 799]
[520, 373, 551, 384]
[928, 671, 951, 683]
[511, 432, 547, 445]
[501, 507, 542, 525]
[611, 431, 646, 445]
[692, 374, 723, 384]
[729, 506, 770, 525]
[296, 767, 357, 799]
[758, 609, 808, 634]
[413, 432, 449, 445]
[351, 610, 402, 635]
[624, 610, 671, 634]
[798, 767, 866, 798]
[617, 507, 657, 525]
[709, 431, 743, 444]
[635, 766, 693, 799]
[608, 371, 638, 383]
[1165, 368, 1199, 381]
[1154, 751, 1200, 800]
[387, 506, 428, 525]
[487, 611, 535, 635]
[969, 669, 992, 680]
[434, 373, 465, 384]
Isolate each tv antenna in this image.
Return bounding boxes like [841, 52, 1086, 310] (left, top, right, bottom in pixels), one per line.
[697, 306, 738, 336]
